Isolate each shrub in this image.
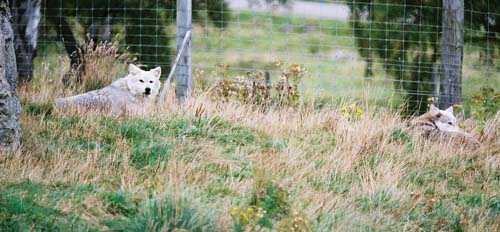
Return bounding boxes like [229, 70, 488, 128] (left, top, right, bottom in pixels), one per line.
[211, 62, 306, 108]
[127, 194, 218, 232]
[470, 86, 500, 124]
[277, 210, 312, 232]
[250, 180, 290, 220]
[230, 175, 291, 230]
[101, 191, 138, 216]
[64, 40, 134, 92]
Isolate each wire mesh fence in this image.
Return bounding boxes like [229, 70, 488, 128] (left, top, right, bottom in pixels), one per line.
[11, 0, 499, 112]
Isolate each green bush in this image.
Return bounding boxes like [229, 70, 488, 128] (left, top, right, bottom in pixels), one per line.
[24, 102, 54, 117]
[101, 191, 138, 216]
[470, 86, 500, 124]
[127, 194, 218, 232]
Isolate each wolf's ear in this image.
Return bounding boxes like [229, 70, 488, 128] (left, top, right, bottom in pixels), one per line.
[445, 106, 454, 114]
[129, 64, 142, 75]
[151, 66, 161, 79]
[429, 104, 439, 115]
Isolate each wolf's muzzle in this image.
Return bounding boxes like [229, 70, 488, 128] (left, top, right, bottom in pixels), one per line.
[144, 88, 151, 95]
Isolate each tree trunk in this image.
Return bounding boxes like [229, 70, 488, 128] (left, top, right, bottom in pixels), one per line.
[439, 0, 464, 108]
[0, 0, 22, 150]
[10, 0, 40, 83]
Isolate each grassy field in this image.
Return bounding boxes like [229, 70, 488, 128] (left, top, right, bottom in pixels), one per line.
[1, 9, 499, 232]
[0, 49, 499, 231]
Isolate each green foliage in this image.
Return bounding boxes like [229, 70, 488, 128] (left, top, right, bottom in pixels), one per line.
[101, 191, 138, 216]
[261, 138, 287, 153]
[130, 139, 172, 169]
[205, 0, 232, 28]
[389, 127, 413, 148]
[416, 203, 466, 231]
[24, 102, 54, 117]
[127, 194, 217, 232]
[0, 181, 96, 231]
[346, 0, 441, 113]
[120, 1, 171, 73]
[275, 62, 307, 107]
[277, 211, 312, 232]
[247, 178, 291, 229]
[470, 86, 500, 124]
[213, 64, 271, 106]
[103, 116, 255, 168]
[231, 176, 313, 231]
[230, 206, 266, 232]
[250, 181, 290, 220]
[211, 62, 306, 108]
[29, 114, 256, 172]
[488, 197, 500, 214]
[41, 0, 233, 77]
[359, 190, 392, 212]
[307, 38, 321, 54]
[346, 0, 498, 113]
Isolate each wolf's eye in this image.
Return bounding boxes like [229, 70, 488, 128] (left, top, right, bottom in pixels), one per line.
[139, 80, 144, 83]
[149, 81, 153, 83]
[448, 122, 453, 125]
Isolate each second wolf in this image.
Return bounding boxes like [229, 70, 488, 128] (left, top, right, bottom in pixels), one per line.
[410, 104, 481, 151]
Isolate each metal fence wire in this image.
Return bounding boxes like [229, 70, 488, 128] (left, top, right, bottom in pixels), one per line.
[11, 0, 499, 112]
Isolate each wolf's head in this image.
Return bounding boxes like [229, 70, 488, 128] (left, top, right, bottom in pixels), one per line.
[126, 64, 161, 99]
[429, 104, 459, 132]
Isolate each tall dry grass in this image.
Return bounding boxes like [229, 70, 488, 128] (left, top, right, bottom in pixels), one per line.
[2, 50, 499, 231]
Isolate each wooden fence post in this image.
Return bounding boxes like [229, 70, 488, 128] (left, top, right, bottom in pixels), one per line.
[439, 0, 464, 108]
[176, 0, 192, 103]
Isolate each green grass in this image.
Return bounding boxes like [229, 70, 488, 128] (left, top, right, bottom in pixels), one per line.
[3, 9, 499, 232]
[0, 180, 221, 231]
[2, 103, 499, 230]
[0, 180, 98, 231]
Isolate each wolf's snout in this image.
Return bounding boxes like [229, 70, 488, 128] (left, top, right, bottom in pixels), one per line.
[144, 88, 151, 95]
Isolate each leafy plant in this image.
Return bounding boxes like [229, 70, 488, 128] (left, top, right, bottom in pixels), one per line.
[247, 176, 291, 229]
[127, 194, 217, 232]
[275, 61, 306, 107]
[213, 64, 271, 106]
[230, 176, 313, 231]
[211, 61, 306, 108]
[250, 180, 290, 220]
[101, 191, 138, 216]
[230, 206, 266, 232]
[470, 86, 500, 124]
[277, 210, 312, 232]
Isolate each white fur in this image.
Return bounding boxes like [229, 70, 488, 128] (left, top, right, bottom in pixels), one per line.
[56, 64, 161, 116]
[125, 64, 161, 99]
[429, 104, 459, 132]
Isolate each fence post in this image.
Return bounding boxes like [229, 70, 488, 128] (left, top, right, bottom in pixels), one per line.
[176, 0, 192, 103]
[439, 0, 464, 108]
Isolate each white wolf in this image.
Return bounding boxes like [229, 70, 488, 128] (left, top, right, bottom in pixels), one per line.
[411, 104, 459, 133]
[410, 104, 480, 150]
[56, 64, 161, 116]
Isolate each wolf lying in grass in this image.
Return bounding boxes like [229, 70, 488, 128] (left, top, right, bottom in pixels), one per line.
[410, 104, 481, 151]
[56, 64, 161, 116]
